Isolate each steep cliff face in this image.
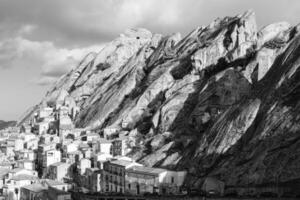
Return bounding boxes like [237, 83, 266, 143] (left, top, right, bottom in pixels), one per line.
[20, 11, 300, 187]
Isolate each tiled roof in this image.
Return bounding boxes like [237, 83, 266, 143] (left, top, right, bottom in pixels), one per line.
[48, 186, 70, 195]
[21, 183, 47, 193]
[49, 162, 69, 167]
[42, 179, 67, 186]
[98, 138, 112, 143]
[0, 161, 12, 166]
[59, 124, 73, 130]
[109, 160, 134, 167]
[0, 168, 10, 178]
[10, 174, 38, 181]
[126, 166, 166, 175]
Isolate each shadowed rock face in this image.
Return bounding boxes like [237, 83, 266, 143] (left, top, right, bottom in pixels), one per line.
[19, 11, 300, 187]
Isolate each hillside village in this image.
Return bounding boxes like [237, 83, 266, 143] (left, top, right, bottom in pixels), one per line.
[0, 97, 187, 200]
[1, 5, 300, 199]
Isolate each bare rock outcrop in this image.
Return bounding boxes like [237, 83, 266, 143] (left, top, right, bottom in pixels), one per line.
[18, 10, 300, 189]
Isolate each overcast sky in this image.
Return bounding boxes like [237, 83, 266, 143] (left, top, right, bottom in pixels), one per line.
[0, 0, 299, 120]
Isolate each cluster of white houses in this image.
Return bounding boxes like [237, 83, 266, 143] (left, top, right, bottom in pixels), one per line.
[0, 98, 187, 200]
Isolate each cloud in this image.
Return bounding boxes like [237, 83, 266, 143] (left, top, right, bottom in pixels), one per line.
[0, 35, 104, 85]
[0, 0, 194, 46]
[0, 0, 300, 120]
[33, 76, 58, 86]
[0, 0, 299, 86]
[0, 0, 299, 48]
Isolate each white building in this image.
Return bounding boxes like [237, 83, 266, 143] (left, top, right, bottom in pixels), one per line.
[78, 158, 91, 175]
[19, 125, 31, 134]
[38, 107, 53, 119]
[94, 153, 113, 169]
[47, 162, 70, 182]
[44, 150, 61, 168]
[62, 142, 79, 156]
[21, 133, 36, 143]
[3, 174, 38, 200]
[41, 179, 71, 191]
[16, 160, 35, 171]
[40, 134, 60, 144]
[24, 138, 38, 150]
[125, 166, 187, 195]
[103, 126, 121, 139]
[98, 139, 112, 155]
[14, 139, 24, 152]
[35, 122, 49, 135]
[18, 150, 36, 161]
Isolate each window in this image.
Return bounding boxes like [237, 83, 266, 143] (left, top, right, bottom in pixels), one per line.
[171, 177, 174, 183]
[128, 184, 131, 189]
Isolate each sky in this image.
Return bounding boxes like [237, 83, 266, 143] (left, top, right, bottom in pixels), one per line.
[0, 0, 299, 121]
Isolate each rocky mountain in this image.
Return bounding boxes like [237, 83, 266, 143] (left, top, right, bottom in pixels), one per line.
[0, 120, 16, 130]
[19, 10, 300, 188]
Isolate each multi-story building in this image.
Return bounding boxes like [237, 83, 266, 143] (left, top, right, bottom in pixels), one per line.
[24, 138, 38, 150]
[43, 150, 61, 168]
[102, 159, 142, 193]
[65, 151, 83, 165]
[37, 143, 57, 176]
[111, 138, 127, 157]
[20, 180, 71, 200]
[12, 139, 24, 152]
[41, 179, 71, 192]
[34, 122, 50, 135]
[0, 168, 10, 193]
[125, 166, 161, 195]
[103, 126, 120, 139]
[19, 125, 32, 134]
[0, 144, 15, 158]
[17, 150, 36, 161]
[47, 162, 70, 182]
[38, 107, 53, 119]
[78, 158, 91, 175]
[3, 174, 38, 200]
[153, 169, 187, 195]
[93, 153, 113, 169]
[85, 132, 100, 142]
[37, 143, 57, 159]
[125, 166, 187, 195]
[85, 168, 102, 192]
[59, 125, 73, 143]
[80, 147, 92, 159]
[39, 134, 60, 145]
[47, 186, 71, 200]
[97, 139, 112, 155]
[21, 133, 36, 143]
[7, 168, 38, 179]
[20, 183, 47, 200]
[16, 160, 35, 171]
[62, 142, 79, 157]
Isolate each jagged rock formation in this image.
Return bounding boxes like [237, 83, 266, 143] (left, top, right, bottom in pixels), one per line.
[19, 10, 300, 188]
